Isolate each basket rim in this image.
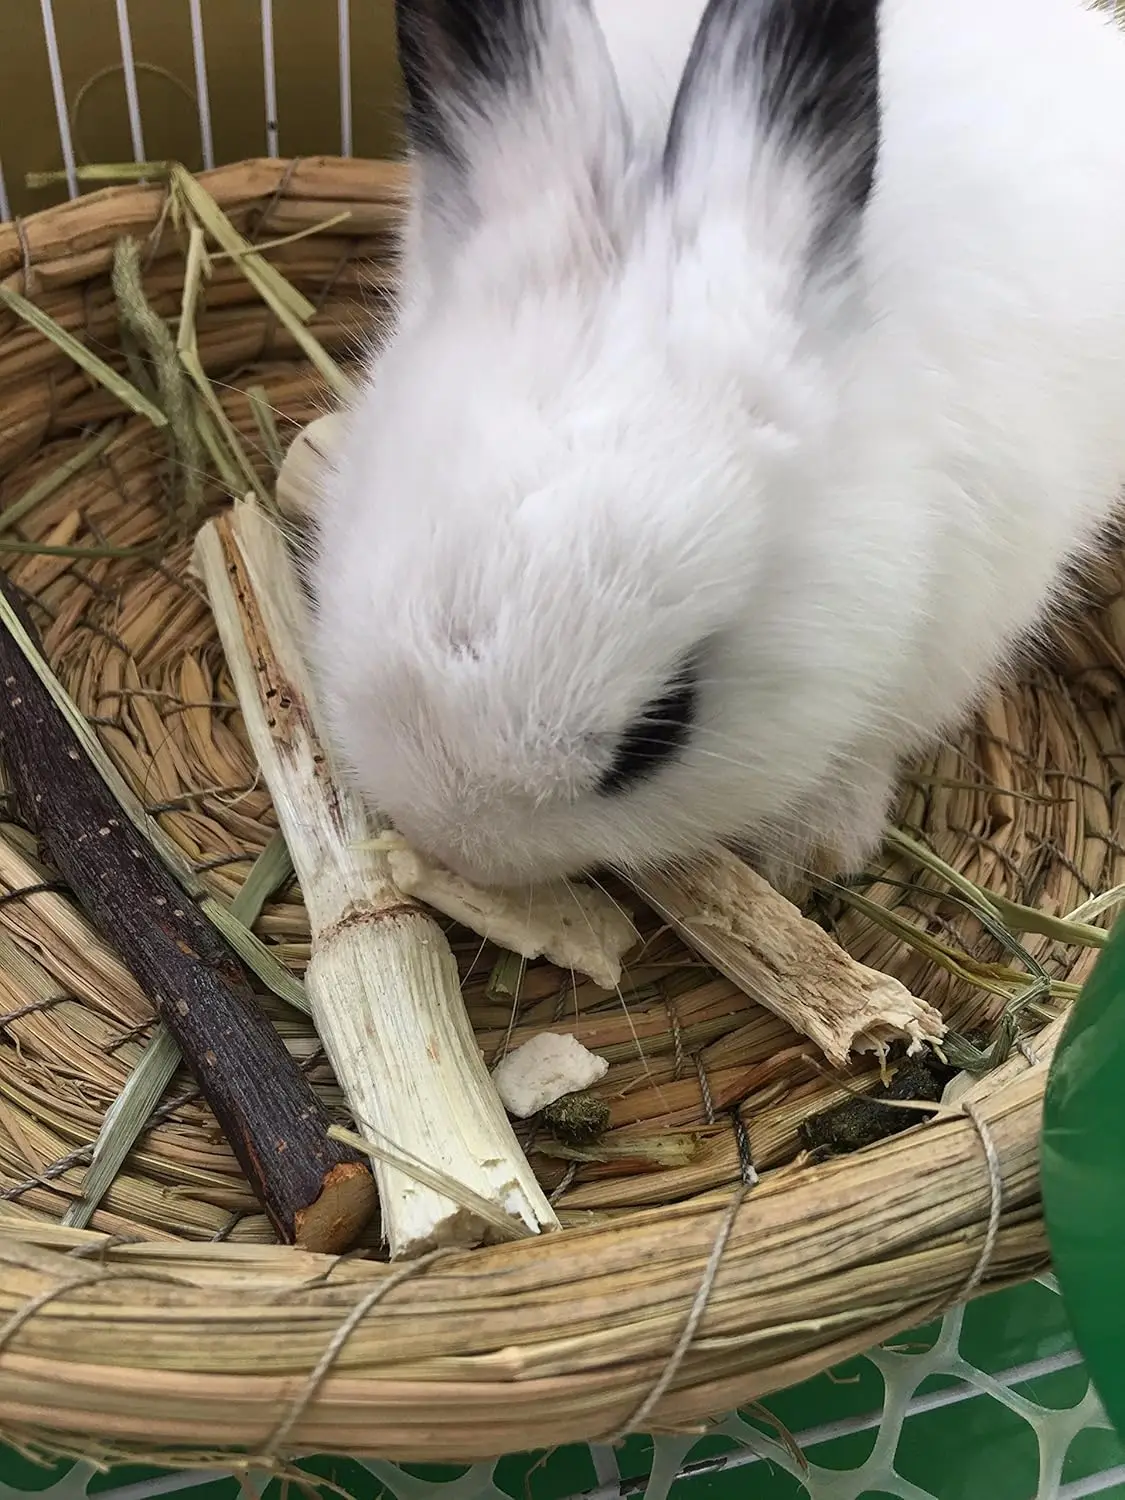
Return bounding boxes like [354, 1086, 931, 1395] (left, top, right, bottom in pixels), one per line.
[0, 157, 1056, 1465]
[0, 1021, 1050, 1462]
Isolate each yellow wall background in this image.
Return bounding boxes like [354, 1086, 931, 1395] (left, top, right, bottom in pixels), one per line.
[2, 1, 405, 216]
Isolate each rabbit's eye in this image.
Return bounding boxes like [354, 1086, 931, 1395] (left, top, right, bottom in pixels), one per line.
[597, 656, 699, 797]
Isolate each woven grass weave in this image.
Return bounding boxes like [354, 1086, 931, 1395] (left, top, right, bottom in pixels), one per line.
[0, 156, 1118, 1465]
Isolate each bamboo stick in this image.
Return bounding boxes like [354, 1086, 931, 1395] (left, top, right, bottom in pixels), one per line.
[194, 501, 560, 1258]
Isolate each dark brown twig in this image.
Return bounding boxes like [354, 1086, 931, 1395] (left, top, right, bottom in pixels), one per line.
[0, 570, 377, 1252]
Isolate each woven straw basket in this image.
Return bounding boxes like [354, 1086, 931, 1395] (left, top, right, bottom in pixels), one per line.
[0, 155, 1118, 1468]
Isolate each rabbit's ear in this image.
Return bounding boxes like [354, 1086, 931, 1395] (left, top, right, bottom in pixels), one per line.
[664, 0, 880, 275]
[395, 0, 632, 260]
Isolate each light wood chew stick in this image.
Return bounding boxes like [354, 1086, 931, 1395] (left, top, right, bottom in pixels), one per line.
[379, 839, 638, 991]
[631, 848, 945, 1068]
[0, 571, 376, 1254]
[194, 501, 560, 1259]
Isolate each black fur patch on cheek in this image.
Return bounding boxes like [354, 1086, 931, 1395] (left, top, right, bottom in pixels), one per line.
[666, 0, 880, 246]
[597, 661, 699, 797]
[395, 0, 545, 162]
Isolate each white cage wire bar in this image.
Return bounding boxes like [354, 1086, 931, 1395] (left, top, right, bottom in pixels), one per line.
[187, 0, 215, 171]
[5, 0, 361, 218]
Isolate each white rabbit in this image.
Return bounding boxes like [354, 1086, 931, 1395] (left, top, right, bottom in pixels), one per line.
[309, 0, 1125, 889]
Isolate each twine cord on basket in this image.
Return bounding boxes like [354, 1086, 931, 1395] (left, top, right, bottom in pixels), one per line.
[0, 883, 77, 1029]
[956, 1100, 1005, 1304]
[257, 159, 302, 238]
[698, 1045, 759, 1184]
[607, 1184, 749, 1443]
[730, 1108, 758, 1189]
[262, 1247, 456, 1461]
[608, 1088, 1007, 1447]
[664, 994, 687, 1081]
[693, 1052, 716, 1125]
[0, 1142, 94, 1201]
[13, 215, 36, 297]
[0, 1263, 187, 1356]
[946, 1028, 1048, 1304]
[0, 879, 68, 908]
[0, 994, 70, 1027]
[549, 1161, 578, 1204]
[66, 1234, 143, 1260]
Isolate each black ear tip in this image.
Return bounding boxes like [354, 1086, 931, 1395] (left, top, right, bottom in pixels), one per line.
[666, 0, 880, 233]
[393, 0, 555, 163]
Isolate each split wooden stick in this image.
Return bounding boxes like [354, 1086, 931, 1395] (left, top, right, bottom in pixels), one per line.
[631, 849, 945, 1068]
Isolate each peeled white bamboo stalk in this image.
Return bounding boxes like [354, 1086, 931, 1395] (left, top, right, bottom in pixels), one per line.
[194, 501, 560, 1258]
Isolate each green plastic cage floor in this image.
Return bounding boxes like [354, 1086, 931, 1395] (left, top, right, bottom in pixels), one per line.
[2, 1277, 1120, 1500]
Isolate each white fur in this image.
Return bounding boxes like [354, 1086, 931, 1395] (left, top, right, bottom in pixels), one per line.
[312, 0, 1125, 887]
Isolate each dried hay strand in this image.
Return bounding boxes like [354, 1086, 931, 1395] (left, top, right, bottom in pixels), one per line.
[0, 156, 1119, 1463]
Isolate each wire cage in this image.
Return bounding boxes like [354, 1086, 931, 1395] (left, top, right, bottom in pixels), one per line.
[1, 1, 402, 219]
[0, 5, 1123, 1500]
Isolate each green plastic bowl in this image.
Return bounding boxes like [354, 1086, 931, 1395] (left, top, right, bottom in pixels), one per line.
[1042, 914, 1125, 1441]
